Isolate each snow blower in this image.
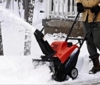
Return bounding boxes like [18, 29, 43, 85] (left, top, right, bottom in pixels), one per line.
[33, 12, 98, 81]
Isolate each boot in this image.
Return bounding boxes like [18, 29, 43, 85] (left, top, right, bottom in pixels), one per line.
[89, 57, 100, 74]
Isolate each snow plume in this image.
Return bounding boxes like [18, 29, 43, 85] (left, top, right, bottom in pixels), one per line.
[0, 6, 39, 56]
[0, 6, 36, 32]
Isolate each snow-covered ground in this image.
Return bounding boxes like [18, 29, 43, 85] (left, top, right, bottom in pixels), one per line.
[0, 1, 100, 85]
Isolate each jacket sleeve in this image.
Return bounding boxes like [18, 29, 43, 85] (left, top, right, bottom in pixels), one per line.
[75, 0, 81, 3]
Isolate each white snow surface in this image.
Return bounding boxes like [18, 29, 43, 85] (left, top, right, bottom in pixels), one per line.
[0, 6, 100, 85]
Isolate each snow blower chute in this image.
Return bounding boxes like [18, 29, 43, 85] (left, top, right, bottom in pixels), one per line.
[33, 11, 98, 81]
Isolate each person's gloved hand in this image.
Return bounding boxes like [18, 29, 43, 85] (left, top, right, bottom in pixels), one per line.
[91, 5, 100, 14]
[77, 3, 84, 13]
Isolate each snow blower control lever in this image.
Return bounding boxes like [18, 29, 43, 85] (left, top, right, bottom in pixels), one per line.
[33, 9, 98, 81]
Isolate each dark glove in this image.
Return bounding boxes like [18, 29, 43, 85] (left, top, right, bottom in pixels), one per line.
[77, 3, 84, 13]
[91, 5, 100, 14]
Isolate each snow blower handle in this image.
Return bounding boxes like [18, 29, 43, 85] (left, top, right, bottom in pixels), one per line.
[65, 7, 98, 42]
[65, 12, 80, 41]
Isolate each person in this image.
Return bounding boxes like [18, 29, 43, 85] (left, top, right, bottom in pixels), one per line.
[75, 0, 100, 74]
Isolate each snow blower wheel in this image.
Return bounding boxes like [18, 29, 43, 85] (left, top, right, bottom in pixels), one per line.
[69, 68, 78, 79]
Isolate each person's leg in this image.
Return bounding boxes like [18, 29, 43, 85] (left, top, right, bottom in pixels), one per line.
[93, 22, 100, 51]
[83, 22, 99, 59]
[83, 22, 100, 74]
[89, 22, 100, 74]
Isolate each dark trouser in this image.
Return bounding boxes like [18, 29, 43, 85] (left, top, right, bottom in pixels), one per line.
[83, 22, 100, 59]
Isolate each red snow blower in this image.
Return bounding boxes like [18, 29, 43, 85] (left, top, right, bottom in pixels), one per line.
[33, 12, 97, 81]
